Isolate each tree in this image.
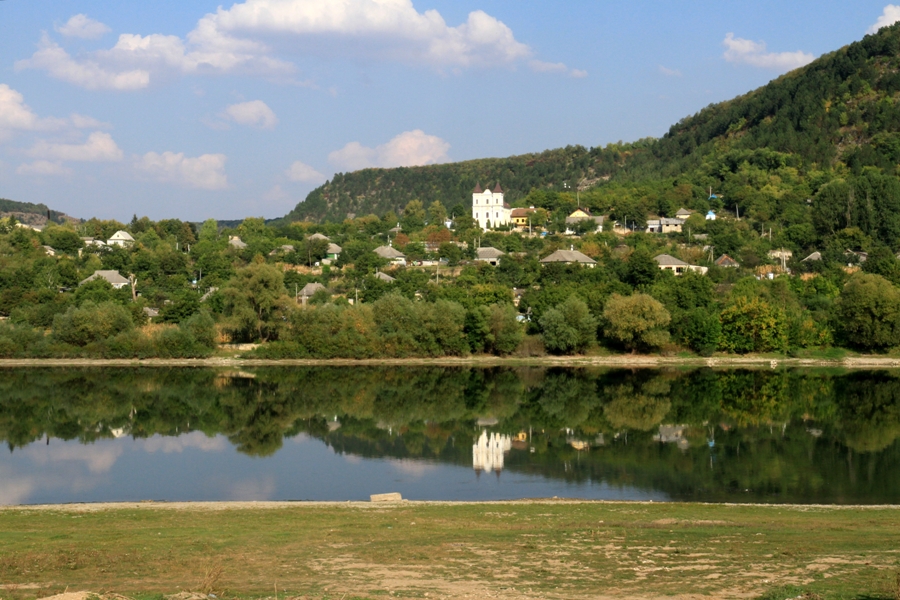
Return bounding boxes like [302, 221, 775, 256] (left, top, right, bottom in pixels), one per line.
[52, 301, 133, 346]
[625, 248, 657, 287]
[835, 273, 900, 350]
[602, 293, 671, 352]
[427, 201, 448, 226]
[719, 296, 788, 354]
[221, 262, 293, 342]
[540, 295, 596, 354]
[400, 199, 426, 232]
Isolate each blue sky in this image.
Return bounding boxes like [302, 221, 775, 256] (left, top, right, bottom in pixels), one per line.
[0, 0, 897, 221]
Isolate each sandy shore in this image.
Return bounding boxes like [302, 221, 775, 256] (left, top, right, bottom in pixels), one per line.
[0, 355, 899, 368]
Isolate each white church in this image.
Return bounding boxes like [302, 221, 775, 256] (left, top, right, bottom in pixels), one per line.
[471, 183, 511, 230]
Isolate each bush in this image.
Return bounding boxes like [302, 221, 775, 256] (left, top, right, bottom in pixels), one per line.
[52, 301, 134, 346]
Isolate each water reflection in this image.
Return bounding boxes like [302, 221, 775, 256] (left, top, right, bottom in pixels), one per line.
[0, 367, 899, 504]
[473, 431, 512, 473]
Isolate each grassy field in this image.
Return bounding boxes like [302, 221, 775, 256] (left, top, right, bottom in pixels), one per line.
[1, 501, 899, 600]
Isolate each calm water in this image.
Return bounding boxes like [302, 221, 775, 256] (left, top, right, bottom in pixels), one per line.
[1, 367, 899, 505]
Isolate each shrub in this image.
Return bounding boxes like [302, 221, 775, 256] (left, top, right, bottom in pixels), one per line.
[52, 301, 133, 346]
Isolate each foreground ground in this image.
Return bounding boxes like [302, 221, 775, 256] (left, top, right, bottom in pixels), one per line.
[1, 501, 899, 600]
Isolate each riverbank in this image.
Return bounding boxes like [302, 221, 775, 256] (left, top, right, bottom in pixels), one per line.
[1, 353, 900, 368]
[1, 500, 898, 600]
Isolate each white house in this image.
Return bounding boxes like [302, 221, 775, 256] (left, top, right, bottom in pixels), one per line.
[472, 183, 511, 230]
[107, 230, 134, 247]
[79, 270, 130, 289]
[374, 245, 407, 266]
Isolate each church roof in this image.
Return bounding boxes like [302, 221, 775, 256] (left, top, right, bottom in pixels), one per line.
[473, 182, 483, 193]
[493, 183, 504, 193]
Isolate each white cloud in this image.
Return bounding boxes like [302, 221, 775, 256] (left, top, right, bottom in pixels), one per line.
[328, 129, 450, 171]
[137, 151, 228, 189]
[223, 100, 278, 128]
[722, 33, 815, 72]
[868, 5, 900, 33]
[18, 1, 555, 89]
[69, 114, 111, 129]
[17, 160, 73, 176]
[199, 0, 531, 68]
[15, 35, 150, 90]
[0, 84, 40, 131]
[659, 65, 682, 77]
[56, 14, 111, 39]
[28, 131, 123, 162]
[286, 160, 326, 183]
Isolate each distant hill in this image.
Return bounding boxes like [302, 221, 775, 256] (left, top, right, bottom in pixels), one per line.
[283, 23, 900, 223]
[0, 198, 80, 228]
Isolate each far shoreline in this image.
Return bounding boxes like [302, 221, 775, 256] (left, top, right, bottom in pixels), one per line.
[1, 354, 899, 368]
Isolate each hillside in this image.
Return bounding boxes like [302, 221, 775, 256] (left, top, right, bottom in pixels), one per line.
[283, 23, 900, 224]
[0, 197, 80, 228]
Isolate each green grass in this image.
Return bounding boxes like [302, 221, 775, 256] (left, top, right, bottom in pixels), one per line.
[1, 502, 899, 600]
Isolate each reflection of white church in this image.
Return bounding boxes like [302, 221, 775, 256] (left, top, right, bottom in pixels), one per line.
[473, 431, 512, 472]
[472, 183, 511, 230]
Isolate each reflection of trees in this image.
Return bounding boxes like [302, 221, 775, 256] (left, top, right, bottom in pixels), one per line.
[602, 386, 671, 431]
[835, 373, 900, 453]
[0, 365, 899, 505]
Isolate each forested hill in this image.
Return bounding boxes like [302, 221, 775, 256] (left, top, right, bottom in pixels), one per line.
[0, 198, 79, 228]
[283, 22, 900, 223]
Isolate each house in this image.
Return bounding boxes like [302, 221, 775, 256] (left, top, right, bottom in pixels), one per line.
[472, 183, 511, 230]
[143, 307, 160, 320]
[298, 282, 327, 305]
[228, 236, 247, 249]
[801, 251, 822, 262]
[374, 245, 407, 266]
[705, 210, 716, 221]
[510, 207, 535, 229]
[767, 248, 793, 261]
[326, 243, 342, 261]
[107, 230, 135, 247]
[81, 237, 106, 248]
[268, 244, 295, 256]
[308, 232, 330, 242]
[654, 254, 708, 275]
[374, 271, 396, 283]
[564, 209, 605, 234]
[645, 217, 685, 234]
[845, 249, 868, 263]
[715, 254, 740, 268]
[675, 208, 694, 219]
[475, 246, 505, 266]
[653, 425, 690, 451]
[79, 270, 130, 289]
[540, 247, 597, 267]
[41, 245, 57, 257]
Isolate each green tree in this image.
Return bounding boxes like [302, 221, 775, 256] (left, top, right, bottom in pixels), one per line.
[221, 262, 293, 342]
[52, 301, 134, 346]
[719, 296, 788, 354]
[602, 293, 671, 352]
[835, 273, 900, 350]
[540, 295, 596, 354]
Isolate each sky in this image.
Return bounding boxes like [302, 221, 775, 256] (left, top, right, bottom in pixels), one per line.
[1, 0, 898, 222]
